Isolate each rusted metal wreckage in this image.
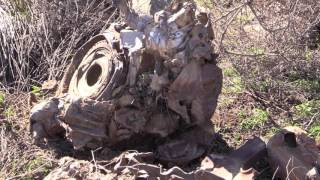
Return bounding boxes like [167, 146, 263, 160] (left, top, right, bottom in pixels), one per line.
[30, 0, 320, 179]
[30, 0, 222, 158]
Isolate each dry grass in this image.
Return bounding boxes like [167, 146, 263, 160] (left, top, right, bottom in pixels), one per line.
[0, 92, 56, 179]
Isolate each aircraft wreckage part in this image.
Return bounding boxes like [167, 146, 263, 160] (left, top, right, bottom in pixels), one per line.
[201, 137, 267, 180]
[43, 153, 222, 180]
[267, 126, 320, 180]
[155, 127, 217, 165]
[168, 61, 222, 125]
[43, 157, 111, 180]
[111, 152, 224, 180]
[45, 139, 267, 180]
[62, 98, 115, 149]
[30, 0, 223, 165]
[57, 34, 127, 101]
[30, 97, 65, 141]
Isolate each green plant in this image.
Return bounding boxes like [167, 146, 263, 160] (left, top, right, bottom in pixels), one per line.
[293, 79, 320, 94]
[236, 13, 252, 23]
[223, 67, 245, 94]
[31, 85, 42, 96]
[0, 92, 5, 106]
[10, 0, 29, 16]
[240, 109, 269, 130]
[309, 124, 320, 138]
[237, 109, 247, 119]
[295, 102, 313, 117]
[248, 47, 265, 55]
[27, 159, 42, 172]
[234, 133, 242, 142]
[265, 127, 281, 138]
[224, 66, 237, 77]
[252, 81, 269, 92]
[4, 107, 16, 118]
[305, 48, 313, 61]
[294, 100, 320, 119]
[23, 157, 51, 178]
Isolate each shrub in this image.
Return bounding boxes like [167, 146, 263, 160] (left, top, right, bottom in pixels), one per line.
[0, 0, 117, 91]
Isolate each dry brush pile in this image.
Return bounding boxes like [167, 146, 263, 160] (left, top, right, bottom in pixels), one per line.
[0, 0, 117, 178]
[0, 0, 117, 91]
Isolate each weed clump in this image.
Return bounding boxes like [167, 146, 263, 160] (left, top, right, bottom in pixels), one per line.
[239, 108, 269, 130]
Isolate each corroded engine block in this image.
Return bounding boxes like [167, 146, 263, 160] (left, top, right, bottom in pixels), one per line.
[30, 0, 222, 164]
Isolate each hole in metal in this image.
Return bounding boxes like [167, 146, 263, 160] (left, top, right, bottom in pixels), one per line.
[86, 64, 102, 86]
[284, 132, 297, 148]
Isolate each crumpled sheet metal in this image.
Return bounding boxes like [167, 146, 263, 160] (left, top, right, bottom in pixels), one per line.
[115, 0, 215, 61]
[115, 0, 222, 127]
[156, 127, 217, 165]
[44, 152, 222, 180]
[267, 126, 320, 180]
[167, 61, 222, 125]
[44, 157, 118, 180]
[30, 1, 222, 166]
[111, 151, 223, 180]
[200, 137, 266, 180]
[45, 137, 266, 180]
[63, 98, 116, 149]
[30, 97, 65, 141]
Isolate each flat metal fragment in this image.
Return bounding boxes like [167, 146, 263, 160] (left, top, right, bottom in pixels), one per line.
[201, 137, 267, 180]
[120, 29, 144, 50]
[30, 97, 65, 141]
[267, 126, 320, 180]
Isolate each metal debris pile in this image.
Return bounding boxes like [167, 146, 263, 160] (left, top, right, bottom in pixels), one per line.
[30, 0, 221, 163]
[29, 0, 320, 179]
[44, 128, 320, 180]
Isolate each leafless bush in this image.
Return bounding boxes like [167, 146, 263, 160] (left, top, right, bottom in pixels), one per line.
[0, 0, 117, 91]
[0, 0, 117, 177]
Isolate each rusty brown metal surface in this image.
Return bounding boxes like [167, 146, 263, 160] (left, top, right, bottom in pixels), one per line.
[44, 137, 267, 180]
[30, 1, 222, 166]
[201, 137, 267, 180]
[267, 127, 320, 180]
[44, 152, 223, 180]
